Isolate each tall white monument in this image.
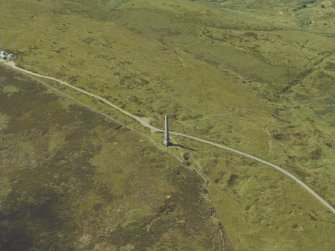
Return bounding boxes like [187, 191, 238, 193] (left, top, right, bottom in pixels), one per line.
[164, 115, 170, 146]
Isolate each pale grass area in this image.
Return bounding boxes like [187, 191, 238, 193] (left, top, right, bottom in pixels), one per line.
[0, 0, 334, 250]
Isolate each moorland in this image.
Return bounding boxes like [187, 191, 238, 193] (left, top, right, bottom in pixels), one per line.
[0, 0, 335, 250]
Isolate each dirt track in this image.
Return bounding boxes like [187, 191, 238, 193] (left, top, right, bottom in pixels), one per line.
[2, 60, 334, 215]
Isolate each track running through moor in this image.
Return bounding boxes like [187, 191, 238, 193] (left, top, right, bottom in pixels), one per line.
[2, 60, 335, 215]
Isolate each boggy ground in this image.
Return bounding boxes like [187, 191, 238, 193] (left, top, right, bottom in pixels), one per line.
[1, 0, 335, 250]
[0, 65, 230, 250]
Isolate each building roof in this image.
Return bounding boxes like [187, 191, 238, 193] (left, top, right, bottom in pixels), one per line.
[0, 50, 13, 59]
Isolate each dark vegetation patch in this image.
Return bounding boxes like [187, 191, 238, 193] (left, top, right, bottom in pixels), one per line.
[272, 132, 289, 141]
[0, 66, 104, 250]
[293, 0, 317, 11]
[118, 72, 150, 89]
[325, 62, 335, 71]
[310, 146, 323, 160]
[107, 167, 224, 250]
[0, 65, 226, 250]
[228, 174, 238, 186]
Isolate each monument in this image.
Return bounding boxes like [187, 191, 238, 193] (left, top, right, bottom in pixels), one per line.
[163, 115, 170, 146]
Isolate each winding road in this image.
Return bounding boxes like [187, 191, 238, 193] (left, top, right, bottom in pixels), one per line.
[2, 60, 335, 215]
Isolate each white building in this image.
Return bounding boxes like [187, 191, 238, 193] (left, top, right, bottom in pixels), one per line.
[0, 50, 13, 60]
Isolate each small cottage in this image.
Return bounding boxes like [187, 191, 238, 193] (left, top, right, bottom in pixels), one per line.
[0, 50, 13, 60]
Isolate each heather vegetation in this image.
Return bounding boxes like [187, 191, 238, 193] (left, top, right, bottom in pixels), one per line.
[0, 65, 228, 250]
[0, 0, 334, 250]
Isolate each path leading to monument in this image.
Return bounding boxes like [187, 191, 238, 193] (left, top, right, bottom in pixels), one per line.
[2, 60, 335, 215]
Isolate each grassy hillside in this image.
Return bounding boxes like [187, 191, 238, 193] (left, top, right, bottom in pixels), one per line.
[0, 65, 229, 250]
[0, 0, 335, 250]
